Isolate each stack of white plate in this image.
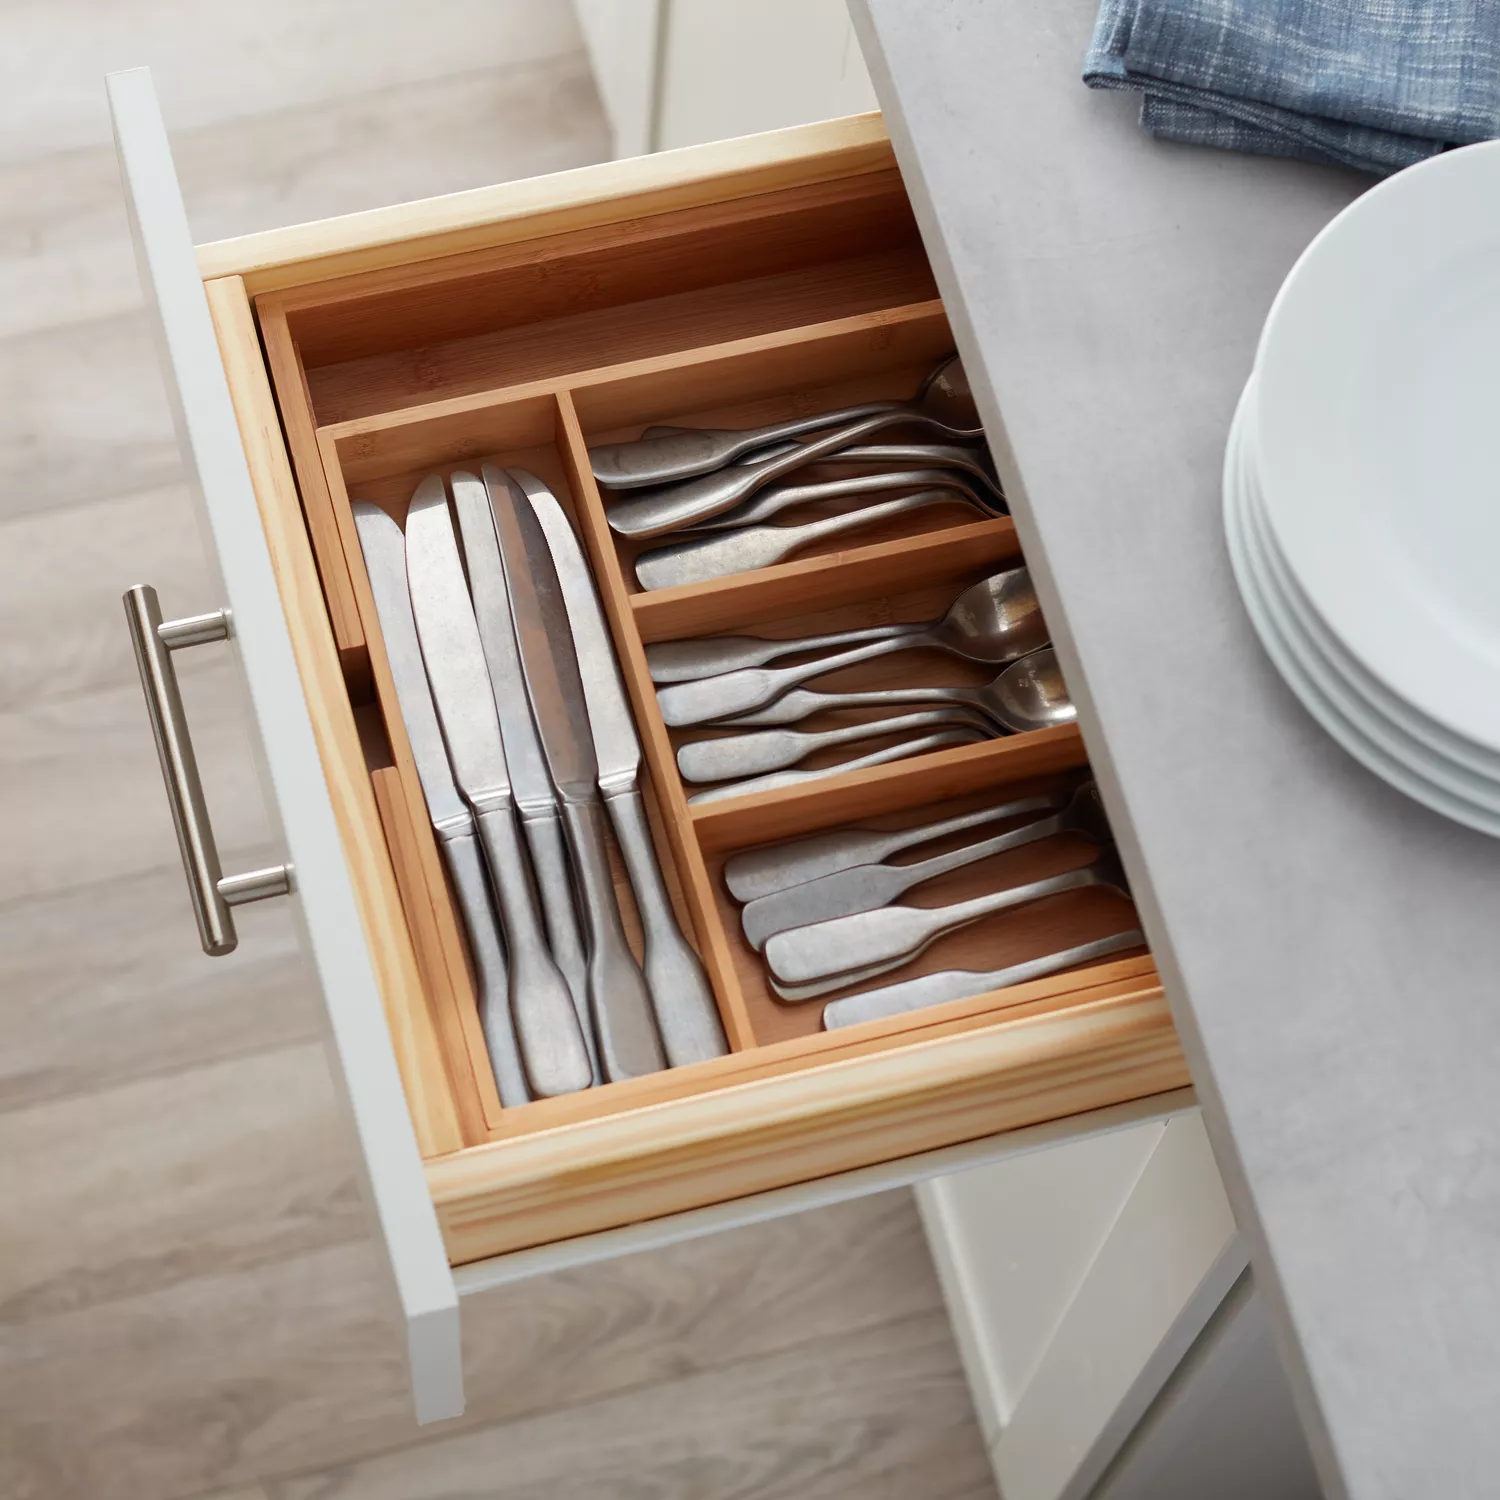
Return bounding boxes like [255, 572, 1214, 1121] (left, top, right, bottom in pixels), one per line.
[1224, 140, 1500, 838]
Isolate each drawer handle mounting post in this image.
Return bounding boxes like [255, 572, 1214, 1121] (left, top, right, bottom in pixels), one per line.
[124, 584, 293, 955]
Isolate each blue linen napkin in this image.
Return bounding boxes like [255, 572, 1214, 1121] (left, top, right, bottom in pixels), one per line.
[1084, 0, 1500, 175]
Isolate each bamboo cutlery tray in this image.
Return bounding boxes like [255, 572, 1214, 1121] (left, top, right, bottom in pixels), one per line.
[235, 134, 1181, 1262]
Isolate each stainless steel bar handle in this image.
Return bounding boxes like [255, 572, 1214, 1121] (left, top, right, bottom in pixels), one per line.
[124, 584, 292, 956]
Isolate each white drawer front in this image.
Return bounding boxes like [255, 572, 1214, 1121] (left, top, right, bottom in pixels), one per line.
[106, 64, 462, 1424]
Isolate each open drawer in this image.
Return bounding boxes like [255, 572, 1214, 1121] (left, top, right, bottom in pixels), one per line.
[109, 68, 1189, 1422]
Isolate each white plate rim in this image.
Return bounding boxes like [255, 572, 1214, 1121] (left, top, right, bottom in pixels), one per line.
[1251, 139, 1500, 752]
[1223, 382, 1500, 836]
[1237, 381, 1500, 782]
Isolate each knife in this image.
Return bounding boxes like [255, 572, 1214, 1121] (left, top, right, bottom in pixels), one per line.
[403, 474, 593, 1098]
[449, 471, 599, 1085]
[510, 467, 728, 1066]
[484, 464, 666, 1081]
[351, 501, 530, 1107]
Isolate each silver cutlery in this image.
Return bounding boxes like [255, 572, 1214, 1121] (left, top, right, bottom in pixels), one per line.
[485, 466, 666, 1083]
[643, 430, 1002, 501]
[449, 471, 598, 1083]
[604, 366, 985, 538]
[510, 466, 728, 1068]
[635, 487, 986, 591]
[678, 706, 995, 785]
[740, 782, 1108, 950]
[765, 846, 1132, 987]
[768, 953, 931, 1003]
[821, 928, 1147, 1029]
[647, 621, 927, 684]
[352, 501, 530, 1108]
[404, 476, 594, 1098]
[715, 647, 1075, 733]
[675, 465, 998, 535]
[686, 726, 988, 805]
[656, 568, 1045, 728]
[592, 354, 976, 489]
[722, 791, 1065, 902]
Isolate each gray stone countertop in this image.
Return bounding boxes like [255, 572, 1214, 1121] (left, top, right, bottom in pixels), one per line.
[850, 4, 1500, 1498]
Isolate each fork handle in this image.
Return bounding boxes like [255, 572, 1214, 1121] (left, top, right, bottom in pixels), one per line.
[765, 865, 1104, 986]
[822, 929, 1148, 1028]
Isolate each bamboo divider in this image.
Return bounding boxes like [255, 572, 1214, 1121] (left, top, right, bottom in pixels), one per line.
[243, 187, 1175, 1261]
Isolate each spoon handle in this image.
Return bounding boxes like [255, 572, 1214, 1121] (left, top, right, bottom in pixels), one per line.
[636, 489, 980, 591]
[686, 728, 985, 805]
[720, 791, 1064, 902]
[821, 929, 1148, 1028]
[718, 683, 981, 728]
[765, 863, 1108, 986]
[738, 808, 1068, 950]
[590, 401, 902, 488]
[608, 409, 987, 539]
[682, 468, 985, 534]
[656, 629, 944, 728]
[646, 621, 923, 684]
[677, 707, 992, 784]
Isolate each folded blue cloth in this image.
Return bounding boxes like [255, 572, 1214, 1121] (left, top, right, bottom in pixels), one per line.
[1084, 0, 1500, 175]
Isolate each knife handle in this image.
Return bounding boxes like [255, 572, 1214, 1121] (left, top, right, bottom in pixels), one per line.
[560, 798, 665, 1082]
[604, 786, 727, 1066]
[438, 830, 529, 1107]
[520, 810, 601, 1085]
[474, 806, 593, 1097]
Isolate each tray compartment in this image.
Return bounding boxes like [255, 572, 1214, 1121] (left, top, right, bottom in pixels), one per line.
[321, 400, 744, 1135]
[704, 754, 1145, 1048]
[641, 542, 1034, 805]
[236, 137, 1177, 1259]
[264, 170, 934, 424]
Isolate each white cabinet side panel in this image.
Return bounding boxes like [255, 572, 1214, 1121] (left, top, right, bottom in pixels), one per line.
[575, 0, 662, 157]
[1090, 1274, 1324, 1500]
[993, 1113, 1247, 1500]
[917, 1120, 1165, 1444]
[656, 0, 878, 151]
[106, 66, 460, 1423]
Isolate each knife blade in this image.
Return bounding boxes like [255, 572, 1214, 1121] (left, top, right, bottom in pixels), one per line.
[403, 474, 592, 1099]
[484, 463, 664, 1082]
[449, 470, 596, 1083]
[351, 500, 528, 1107]
[512, 467, 728, 1066]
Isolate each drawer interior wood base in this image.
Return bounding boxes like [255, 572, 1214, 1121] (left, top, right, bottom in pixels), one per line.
[235, 137, 1180, 1265]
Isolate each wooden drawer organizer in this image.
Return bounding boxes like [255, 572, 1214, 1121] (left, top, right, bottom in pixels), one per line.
[223, 122, 1184, 1265]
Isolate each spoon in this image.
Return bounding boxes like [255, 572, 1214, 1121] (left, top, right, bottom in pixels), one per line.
[655, 567, 1045, 728]
[820, 928, 1147, 1028]
[739, 781, 1108, 949]
[591, 355, 973, 489]
[721, 790, 1067, 902]
[686, 726, 989, 805]
[676, 465, 1000, 535]
[641, 431, 1005, 508]
[605, 363, 984, 538]
[648, 622, 927, 684]
[677, 705, 996, 784]
[765, 846, 1132, 986]
[635, 487, 986, 591]
[714, 646, 1074, 732]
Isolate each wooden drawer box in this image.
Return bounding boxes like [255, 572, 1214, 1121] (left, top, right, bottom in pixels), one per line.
[111, 68, 1187, 1422]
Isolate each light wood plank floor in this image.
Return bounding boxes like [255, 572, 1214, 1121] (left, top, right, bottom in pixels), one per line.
[0, 7, 995, 1499]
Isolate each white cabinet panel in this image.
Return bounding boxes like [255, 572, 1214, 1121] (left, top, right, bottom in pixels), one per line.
[106, 64, 461, 1424]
